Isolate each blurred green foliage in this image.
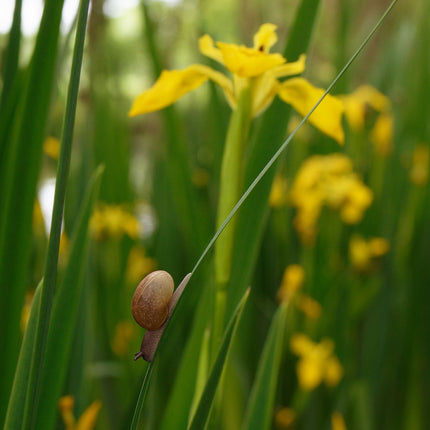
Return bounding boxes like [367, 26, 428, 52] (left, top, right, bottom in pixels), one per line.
[0, 0, 429, 429]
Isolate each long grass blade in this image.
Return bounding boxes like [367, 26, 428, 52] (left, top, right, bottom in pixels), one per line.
[129, 363, 154, 430]
[0, 0, 65, 423]
[0, 0, 22, 163]
[188, 289, 250, 430]
[22, 1, 91, 428]
[0, 0, 22, 110]
[3, 282, 42, 430]
[33, 165, 104, 429]
[242, 304, 288, 430]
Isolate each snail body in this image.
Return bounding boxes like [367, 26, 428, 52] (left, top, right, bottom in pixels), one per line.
[131, 271, 191, 362]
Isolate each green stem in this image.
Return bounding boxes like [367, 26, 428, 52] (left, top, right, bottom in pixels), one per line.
[214, 87, 252, 286]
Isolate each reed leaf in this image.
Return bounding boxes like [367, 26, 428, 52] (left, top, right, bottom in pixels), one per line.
[33, 165, 104, 429]
[0, 0, 65, 423]
[22, 0, 90, 428]
[242, 304, 288, 430]
[3, 282, 42, 430]
[187, 289, 249, 430]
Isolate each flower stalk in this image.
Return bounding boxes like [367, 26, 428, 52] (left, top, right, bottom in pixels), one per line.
[215, 86, 252, 286]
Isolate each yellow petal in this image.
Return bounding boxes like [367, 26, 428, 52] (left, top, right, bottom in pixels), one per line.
[353, 84, 391, 112]
[296, 294, 322, 319]
[290, 333, 314, 356]
[58, 396, 76, 430]
[217, 42, 286, 77]
[76, 401, 102, 430]
[324, 356, 343, 387]
[341, 94, 366, 130]
[278, 78, 345, 145]
[253, 23, 278, 52]
[410, 144, 429, 186]
[251, 72, 280, 116]
[275, 407, 296, 428]
[129, 65, 234, 116]
[43, 136, 61, 159]
[370, 112, 393, 156]
[368, 237, 390, 256]
[198, 34, 224, 64]
[297, 357, 323, 391]
[331, 412, 347, 430]
[272, 54, 307, 79]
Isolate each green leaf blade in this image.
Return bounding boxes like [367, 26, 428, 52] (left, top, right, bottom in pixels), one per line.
[4, 282, 42, 430]
[33, 165, 104, 430]
[188, 289, 250, 430]
[0, 0, 65, 423]
[242, 304, 288, 430]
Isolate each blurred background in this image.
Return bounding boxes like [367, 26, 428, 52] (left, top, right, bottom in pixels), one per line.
[1, 0, 429, 429]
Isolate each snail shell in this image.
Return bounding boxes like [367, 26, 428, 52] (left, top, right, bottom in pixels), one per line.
[131, 270, 174, 331]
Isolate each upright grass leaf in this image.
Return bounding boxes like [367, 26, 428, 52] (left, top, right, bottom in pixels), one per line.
[242, 304, 288, 430]
[0, 0, 22, 111]
[188, 289, 250, 430]
[0, 0, 22, 169]
[33, 165, 104, 430]
[4, 282, 42, 430]
[0, 0, 65, 423]
[21, 0, 91, 428]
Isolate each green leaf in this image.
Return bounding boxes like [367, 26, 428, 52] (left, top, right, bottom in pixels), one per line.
[0, 0, 22, 165]
[33, 165, 104, 430]
[3, 281, 42, 430]
[0, 0, 65, 422]
[188, 289, 250, 430]
[129, 363, 154, 430]
[242, 304, 288, 430]
[21, 1, 91, 428]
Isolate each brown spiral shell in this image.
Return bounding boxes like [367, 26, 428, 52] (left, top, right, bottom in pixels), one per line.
[131, 270, 174, 331]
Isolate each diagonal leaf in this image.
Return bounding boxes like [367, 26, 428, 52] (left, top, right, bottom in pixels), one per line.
[188, 289, 250, 430]
[131, 273, 208, 430]
[33, 165, 104, 430]
[3, 281, 42, 430]
[129, 362, 154, 430]
[242, 304, 288, 430]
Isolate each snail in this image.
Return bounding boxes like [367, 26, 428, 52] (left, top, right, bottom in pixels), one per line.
[132, 270, 191, 362]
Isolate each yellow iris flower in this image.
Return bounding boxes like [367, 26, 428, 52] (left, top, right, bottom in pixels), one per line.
[349, 235, 390, 272]
[290, 154, 373, 243]
[129, 24, 344, 144]
[290, 333, 343, 391]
